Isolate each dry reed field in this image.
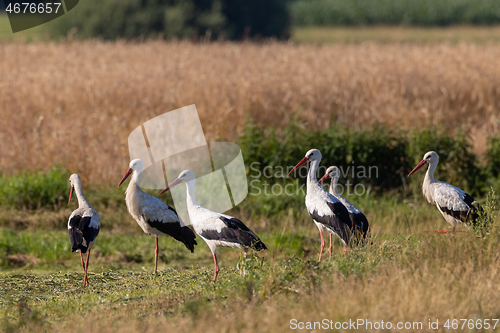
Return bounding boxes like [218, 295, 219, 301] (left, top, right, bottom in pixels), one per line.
[1, 41, 499, 184]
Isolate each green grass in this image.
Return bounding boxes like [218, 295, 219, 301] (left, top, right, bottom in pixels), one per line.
[292, 25, 500, 44]
[1, 227, 499, 332]
[0, 184, 499, 331]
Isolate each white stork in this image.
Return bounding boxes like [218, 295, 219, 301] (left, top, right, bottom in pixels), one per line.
[408, 151, 481, 232]
[68, 174, 100, 287]
[160, 169, 267, 283]
[289, 149, 352, 260]
[319, 166, 370, 248]
[118, 159, 197, 274]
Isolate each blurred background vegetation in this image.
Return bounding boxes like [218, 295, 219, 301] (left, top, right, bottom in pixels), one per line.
[290, 0, 500, 26]
[38, 0, 500, 40]
[45, 0, 291, 40]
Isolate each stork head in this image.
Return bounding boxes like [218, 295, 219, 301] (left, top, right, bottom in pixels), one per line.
[408, 151, 439, 177]
[118, 159, 144, 186]
[159, 169, 195, 194]
[289, 149, 322, 176]
[318, 166, 340, 183]
[68, 173, 81, 204]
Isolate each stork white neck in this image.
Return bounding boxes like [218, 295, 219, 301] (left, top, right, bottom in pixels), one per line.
[73, 179, 91, 209]
[330, 175, 340, 196]
[126, 169, 143, 195]
[132, 169, 143, 186]
[185, 179, 200, 208]
[422, 159, 438, 203]
[307, 157, 324, 192]
[424, 160, 438, 183]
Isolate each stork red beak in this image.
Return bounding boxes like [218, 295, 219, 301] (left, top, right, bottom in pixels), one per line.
[68, 186, 74, 204]
[159, 178, 182, 195]
[118, 168, 133, 186]
[289, 156, 309, 176]
[318, 173, 330, 183]
[408, 159, 427, 177]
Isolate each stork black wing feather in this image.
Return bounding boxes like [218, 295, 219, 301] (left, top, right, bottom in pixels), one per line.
[350, 212, 369, 238]
[200, 216, 267, 251]
[68, 215, 99, 253]
[309, 201, 352, 244]
[439, 192, 481, 225]
[147, 220, 197, 252]
[349, 212, 370, 245]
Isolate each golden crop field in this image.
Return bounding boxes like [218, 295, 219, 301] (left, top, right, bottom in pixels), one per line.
[1, 41, 499, 184]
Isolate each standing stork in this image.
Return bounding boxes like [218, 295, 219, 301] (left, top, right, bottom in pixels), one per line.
[408, 151, 481, 232]
[319, 166, 369, 249]
[289, 149, 352, 260]
[160, 169, 267, 283]
[118, 159, 197, 274]
[68, 174, 100, 287]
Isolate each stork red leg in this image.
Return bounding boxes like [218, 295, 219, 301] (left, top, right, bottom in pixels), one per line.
[212, 252, 220, 283]
[154, 236, 159, 274]
[318, 230, 325, 262]
[343, 243, 347, 255]
[328, 233, 333, 258]
[80, 252, 85, 270]
[84, 250, 90, 287]
[79, 252, 86, 286]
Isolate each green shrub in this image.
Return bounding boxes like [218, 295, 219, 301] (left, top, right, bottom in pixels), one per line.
[240, 119, 485, 196]
[472, 187, 497, 238]
[45, 0, 290, 40]
[486, 136, 500, 178]
[289, 0, 500, 26]
[46, 0, 169, 40]
[240, 120, 410, 192]
[0, 166, 69, 210]
[222, 0, 290, 39]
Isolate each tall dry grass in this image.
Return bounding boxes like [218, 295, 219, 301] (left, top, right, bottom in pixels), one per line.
[0, 41, 499, 184]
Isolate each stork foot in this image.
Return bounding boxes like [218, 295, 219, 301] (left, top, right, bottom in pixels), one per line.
[437, 229, 468, 233]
